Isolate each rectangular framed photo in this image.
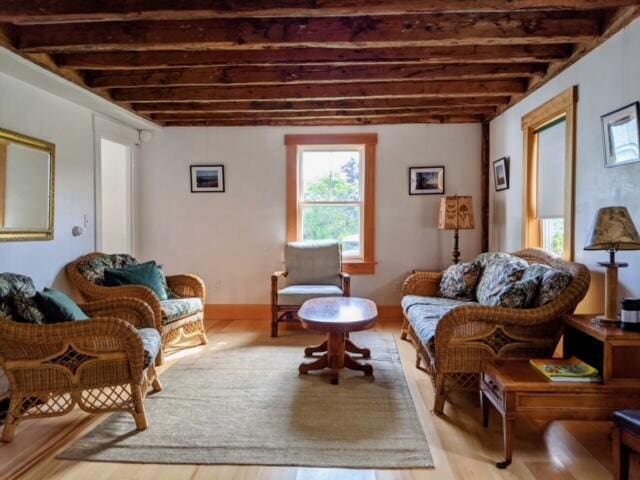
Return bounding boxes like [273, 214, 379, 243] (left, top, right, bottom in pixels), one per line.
[601, 101, 640, 168]
[190, 165, 225, 193]
[493, 157, 510, 191]
[409, 166, 445, 195]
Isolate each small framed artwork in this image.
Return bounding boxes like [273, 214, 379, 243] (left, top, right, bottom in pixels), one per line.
[190, 165, 225, 193]
[493, 157, 510, 191]
[601, 101, 640, 167]
[409, 166, 445, 195]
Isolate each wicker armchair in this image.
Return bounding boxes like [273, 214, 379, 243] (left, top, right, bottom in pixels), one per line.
[66, 253, 207, 364]
[401, 248, 590, 414]
[0, 296, 162, 442]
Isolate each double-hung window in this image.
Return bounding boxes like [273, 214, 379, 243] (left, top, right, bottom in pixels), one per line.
[285, 134, 377, 274]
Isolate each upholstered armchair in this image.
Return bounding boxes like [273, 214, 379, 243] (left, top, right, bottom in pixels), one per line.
[401, 249, 590, 414]
[66, 253, 207, 364]
[271, 241, 350, 337]
[0, 273, 162, 442]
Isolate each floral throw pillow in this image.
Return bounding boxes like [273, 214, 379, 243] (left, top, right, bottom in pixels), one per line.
[522, 264, 572, 306]
[476, 258, 528, 306]
[438, 261, 482, 301]
[11, 294, 46, 324]
[487, 278, 540, 308]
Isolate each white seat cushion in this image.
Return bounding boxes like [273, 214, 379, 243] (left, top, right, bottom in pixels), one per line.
[277, 285, 343, 306]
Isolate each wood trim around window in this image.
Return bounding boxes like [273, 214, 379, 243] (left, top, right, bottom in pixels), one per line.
[285, 133, 377, 275]
[0, 141, 6, 227]
[521, 86, 577, 260]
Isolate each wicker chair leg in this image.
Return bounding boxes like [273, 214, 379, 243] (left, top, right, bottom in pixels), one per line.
[1, 397, 20, 443]
[131, 384, 148, 431]
[400, 317, 408, 340]
[155, 348, 164, 366]
[151, 376, 163, 393]
[415, 350, 421, 369]
[433, 373, 446, 415]
[198, 321, 208, 345]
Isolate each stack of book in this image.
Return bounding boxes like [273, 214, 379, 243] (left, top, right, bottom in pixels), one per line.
[530, 357, 601, 383]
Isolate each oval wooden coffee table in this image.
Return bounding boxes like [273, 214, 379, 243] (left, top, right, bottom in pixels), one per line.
[298, 297, 378, 385]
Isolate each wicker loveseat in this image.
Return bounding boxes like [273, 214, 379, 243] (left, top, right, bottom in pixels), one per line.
[0, 273, 162, 442]
[66, 253, 207, 364]
[401, 249, 590, 414]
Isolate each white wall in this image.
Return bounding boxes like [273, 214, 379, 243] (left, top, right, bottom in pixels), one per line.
[137, 124, 483, 305]
[0, 72, 95, 291]
[490, 18, 640, 309]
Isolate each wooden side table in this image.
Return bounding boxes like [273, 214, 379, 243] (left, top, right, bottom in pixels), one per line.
[480, 314, 640, 469]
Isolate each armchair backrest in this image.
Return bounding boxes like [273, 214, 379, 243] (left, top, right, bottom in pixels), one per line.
[285, 241, 342, 287]
[74, 253, 137, 285]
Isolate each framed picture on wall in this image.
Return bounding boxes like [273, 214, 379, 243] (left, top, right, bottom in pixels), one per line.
[601, 101, 640, 167]
[190, 165, 225, 193]
[493, 157, 510, 191]
[409, 166, 445, 195]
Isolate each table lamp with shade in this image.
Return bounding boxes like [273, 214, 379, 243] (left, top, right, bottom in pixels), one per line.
[438, 195, 475, 264]
[584, 206, 640, 325]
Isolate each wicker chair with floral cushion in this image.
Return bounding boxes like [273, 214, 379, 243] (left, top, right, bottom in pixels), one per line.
[65, 253, 207, 364]
[400, 248, 590, 414]
[0, 273, 162, 442]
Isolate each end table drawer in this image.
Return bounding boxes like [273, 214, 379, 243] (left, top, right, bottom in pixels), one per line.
[482, 372, 504, 408]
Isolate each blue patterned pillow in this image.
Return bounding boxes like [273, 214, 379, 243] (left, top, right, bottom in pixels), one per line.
[522, 264, 572, 306]
[476, 258, 528, 306]
[438, 261, 481, 301]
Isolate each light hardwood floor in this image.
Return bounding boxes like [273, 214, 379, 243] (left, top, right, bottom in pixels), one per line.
[0, 318, 615, 480]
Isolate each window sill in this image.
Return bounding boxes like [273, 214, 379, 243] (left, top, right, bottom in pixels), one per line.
[343, 261, 377, 275]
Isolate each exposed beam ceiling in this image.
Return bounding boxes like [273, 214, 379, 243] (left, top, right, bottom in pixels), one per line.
[2, 1, 637, 23]
[1, 3, 638, 126]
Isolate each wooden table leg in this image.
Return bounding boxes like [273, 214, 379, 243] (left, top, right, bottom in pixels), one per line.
[327, 332, 346, 385]
[299, 353, 328, 374]
[344, 354, 374, 376]
[480, 390, 490, 428]
[304, 340, 328, 357]
[345, 338, 371, 359]
[497, 415, 514, 469]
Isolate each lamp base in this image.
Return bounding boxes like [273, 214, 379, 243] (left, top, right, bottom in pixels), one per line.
[593, 315, 620, 327]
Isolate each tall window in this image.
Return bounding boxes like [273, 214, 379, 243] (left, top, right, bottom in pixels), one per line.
[286, 134, 377, 274]
[522, 86, 577, 260]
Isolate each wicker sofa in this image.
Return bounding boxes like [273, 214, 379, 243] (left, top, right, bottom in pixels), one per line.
[401, 249, 590, 414]
[0, 273, 162, 442]
[66, 253, 207, 364]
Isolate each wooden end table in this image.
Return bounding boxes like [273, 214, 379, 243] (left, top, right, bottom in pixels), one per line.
[480, 314, 640, 469]
[298, 297, 378, 385]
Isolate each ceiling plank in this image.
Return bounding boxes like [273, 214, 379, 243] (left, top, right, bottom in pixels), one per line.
[87, 63, 545, 88]
[55, 45, 574, 70]
[150, 106, 497, 121]
[133, 97, 512, 113]
[2, 0, 635, 23]
[162, 115, 486, 126]
[16, 12, 600, 52]
[112, 80, 526, 102]
[496, 5, 640, 114]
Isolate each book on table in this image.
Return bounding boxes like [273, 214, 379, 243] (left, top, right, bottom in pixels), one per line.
[530, 357, 601, 383]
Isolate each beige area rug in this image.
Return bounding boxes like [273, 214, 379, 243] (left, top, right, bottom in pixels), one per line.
[58, 331, 434, 469]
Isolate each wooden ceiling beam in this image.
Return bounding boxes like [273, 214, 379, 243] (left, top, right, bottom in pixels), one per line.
[162, 115, 486, 127]
[133, 97, 512, 113]
[111, 79, 526, 102]
[2, 1, 635, 23]
[87, 63, 545, 88]
[16, 12, 600, 52]
[55, 45, 574, 70]
[150, 106, 497, 121]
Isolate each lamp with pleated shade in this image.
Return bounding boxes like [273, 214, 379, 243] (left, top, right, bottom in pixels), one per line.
[438, 195, 475, 264]
[584, 206, 640, 324]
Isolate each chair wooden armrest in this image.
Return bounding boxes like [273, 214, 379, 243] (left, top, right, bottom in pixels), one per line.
[271, 270, 288, 297]
[339, 272, 351, 296]
[402, 271, 443, 297]
[167, 274, 206, 302]
[80, 298, 156, 329]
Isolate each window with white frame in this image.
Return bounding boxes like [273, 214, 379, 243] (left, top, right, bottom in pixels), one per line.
[298, 146, 364, 258]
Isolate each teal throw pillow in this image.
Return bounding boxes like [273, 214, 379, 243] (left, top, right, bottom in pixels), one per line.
[37, 288, 89, 323]
[104, 261, 169, 300]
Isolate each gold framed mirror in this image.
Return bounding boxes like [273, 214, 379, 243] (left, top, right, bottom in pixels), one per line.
[0, 128, 55, 241]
